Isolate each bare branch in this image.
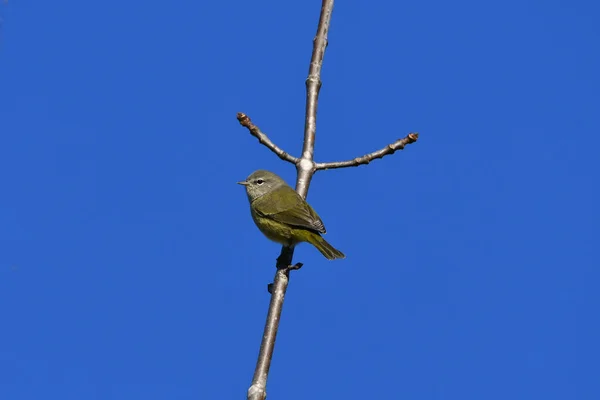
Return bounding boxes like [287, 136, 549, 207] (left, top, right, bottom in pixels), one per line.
[315, 132, 419, 170]
[247, 247, 297, 400]
[301, 0, 333, 164]
[237, 112, 299, 165]
[247, 2, 335, 400]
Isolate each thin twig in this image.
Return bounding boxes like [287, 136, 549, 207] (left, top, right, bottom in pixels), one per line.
[315, 132, 419, 170]
[244, 0, 421, 398]
[301, 1, 332, 162]
[246, 1, 335, 400]
[237, 112, 299, 165]
[247, 246, 298, 400]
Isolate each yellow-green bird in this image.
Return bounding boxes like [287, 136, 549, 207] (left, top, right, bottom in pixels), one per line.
[238, 170, 345, 260]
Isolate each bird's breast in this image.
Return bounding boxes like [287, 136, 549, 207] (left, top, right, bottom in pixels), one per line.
[250, 208, 296, 246]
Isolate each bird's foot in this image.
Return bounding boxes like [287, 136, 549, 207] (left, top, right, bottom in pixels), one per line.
[283, 262, 303, 272]
[267, 262, 303, 293]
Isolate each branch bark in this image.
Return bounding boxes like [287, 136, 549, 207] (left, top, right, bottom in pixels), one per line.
[237, 113, 299, 165]
[241, 1, 419, 399]
[315, 132, 419, 170]
[246, 2, 334, 399]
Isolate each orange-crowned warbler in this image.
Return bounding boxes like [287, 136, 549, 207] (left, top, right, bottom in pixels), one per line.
[238, 170, 345, 260]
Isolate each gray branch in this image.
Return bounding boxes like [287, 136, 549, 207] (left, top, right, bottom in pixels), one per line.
[246, 1, 335, 400]
[244, 0, 419, 399]
[315, 132, 419, 170]
[237, 113, 299, 165]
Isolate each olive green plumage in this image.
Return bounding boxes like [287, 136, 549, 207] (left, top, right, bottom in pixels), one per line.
[238, 170, 345, 260]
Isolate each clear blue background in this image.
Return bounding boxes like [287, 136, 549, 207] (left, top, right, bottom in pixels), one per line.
[1, 1, 598, 399]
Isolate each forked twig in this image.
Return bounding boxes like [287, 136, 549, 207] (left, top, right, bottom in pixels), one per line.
[241, 1, 419, 399]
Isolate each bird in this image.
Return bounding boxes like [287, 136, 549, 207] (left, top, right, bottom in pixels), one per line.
[238, 170, 345, 260]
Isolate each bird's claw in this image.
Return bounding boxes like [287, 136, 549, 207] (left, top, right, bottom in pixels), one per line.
[267, 262, 303, 293]
[280, 262, 303, 273]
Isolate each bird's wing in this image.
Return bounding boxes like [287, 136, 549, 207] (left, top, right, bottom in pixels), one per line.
[253, 186, 327, 234]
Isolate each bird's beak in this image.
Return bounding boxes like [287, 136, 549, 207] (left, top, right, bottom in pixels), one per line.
[237, 181, 249, 186]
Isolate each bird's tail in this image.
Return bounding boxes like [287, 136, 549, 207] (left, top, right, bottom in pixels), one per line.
[307, 232, 345, 260]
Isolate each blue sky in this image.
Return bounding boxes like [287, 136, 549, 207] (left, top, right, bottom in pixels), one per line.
[1, 1, 598, 399]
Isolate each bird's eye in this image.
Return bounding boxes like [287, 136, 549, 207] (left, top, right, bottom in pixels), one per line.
[256, 179, 264, 185]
